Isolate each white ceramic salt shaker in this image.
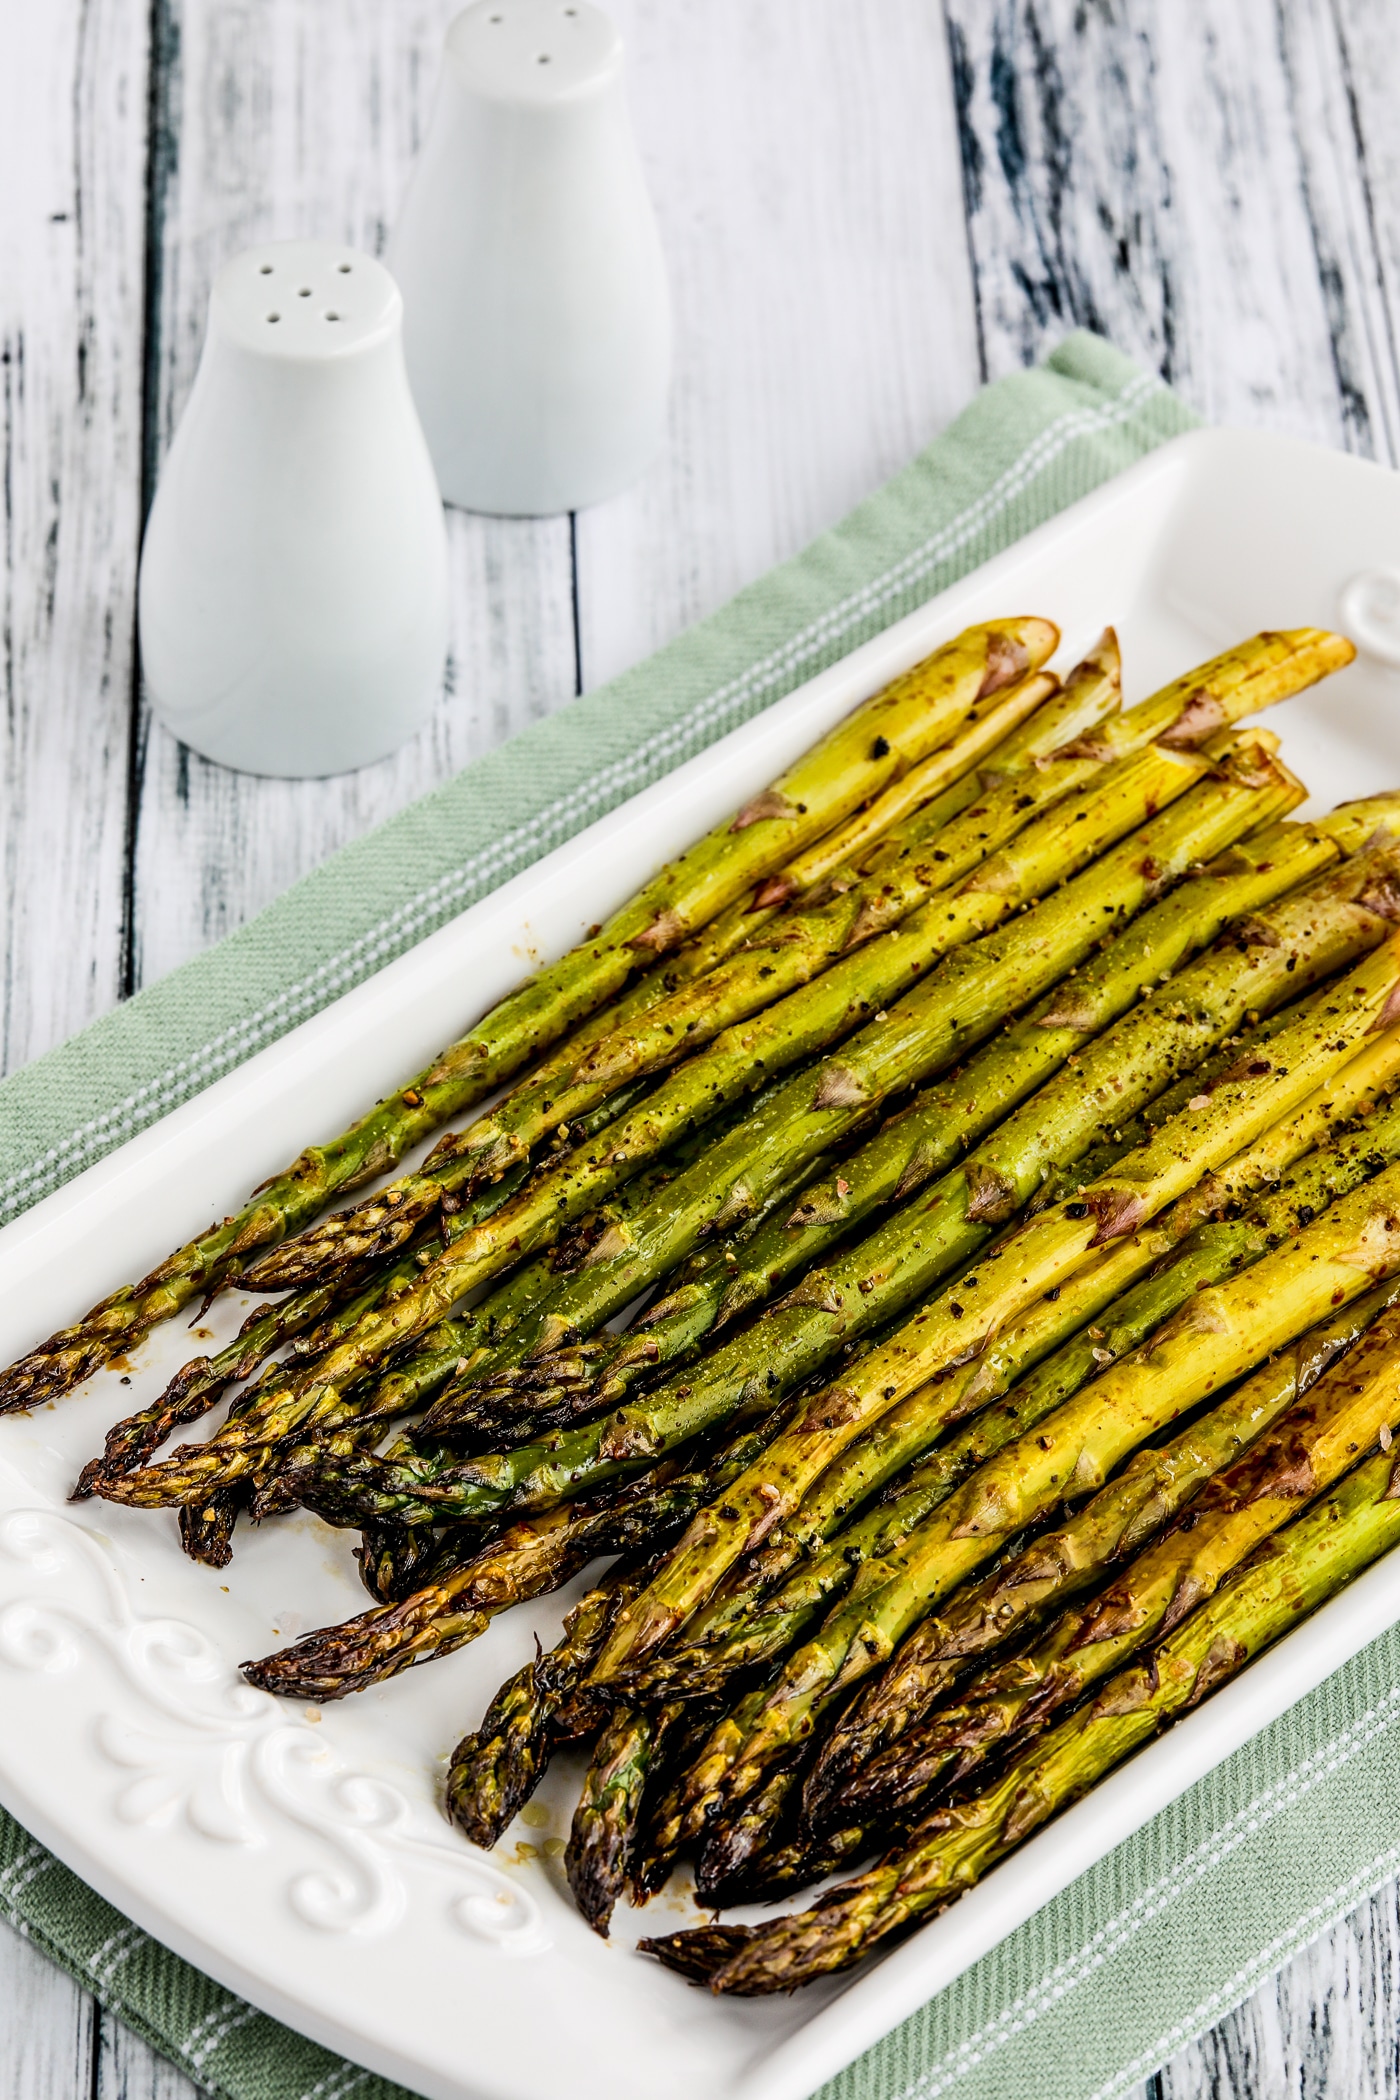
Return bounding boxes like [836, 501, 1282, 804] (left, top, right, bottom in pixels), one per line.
[138, 241, 450, 777]
[388, 0, 672, 516]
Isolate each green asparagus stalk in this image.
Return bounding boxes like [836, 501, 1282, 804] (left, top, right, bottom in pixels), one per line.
[458, 808, 1386, 1440]
[279, 832, 1400, 1540]
[630, 1121, 1400, 1883]
[96, 741, 1236, 1511]
[566, 1701, 680, 1936]
[5, 619, 1060, 1414]
[445, 1568, 648, 1850]
[636, 1101, 1400, 1711]
[689, 1101, 1400, 1821]
[247, 632, 1329, 1303]
[590, 938, 1400, 1681]
[646, 1440, 1400, 1994]
[820, 1290, 1400, 1839]
[241, 1394, 807, 1699]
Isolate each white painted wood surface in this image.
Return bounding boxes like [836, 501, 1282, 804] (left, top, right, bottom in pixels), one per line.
[5, 1, 1400, 2094]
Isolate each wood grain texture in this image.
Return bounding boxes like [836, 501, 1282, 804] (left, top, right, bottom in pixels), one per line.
[0, 0, 147, 1075]
[574, 0, 979, 689]
[945, 0, 1400, 457]
[13, 0, 1400, 2094]
[0, 1923, 95, 2100]
[127, 0, 576, 995]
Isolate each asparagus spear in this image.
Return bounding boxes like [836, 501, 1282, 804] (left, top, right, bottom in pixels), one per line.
[645, 1440, 1400, 1994]
[3, 620, 1057, 1415]
[246, 633, 1325, 1302]
[821, 1288, 1400, 1839]
[636, 1100, 1400, 1711]
[590, 939, 1400, 1681]
[241, 1394, 807, 1698]
[445, 1558, 677, 1851]
[627, 1119, 1400, 1884]
[566, 1701, 679, 1936]
[458, 809, 1382, 1440]
[687, 1094, 1400, 1823]
[281, 832, 1400, 1537]
[96, 742, 1235, 1512]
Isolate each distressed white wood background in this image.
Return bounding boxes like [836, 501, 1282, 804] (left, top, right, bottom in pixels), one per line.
[4, 0, 1400, 2095]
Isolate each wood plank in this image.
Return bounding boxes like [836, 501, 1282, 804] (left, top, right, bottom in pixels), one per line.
[0, 1919, 94, 2100]
[128, 0, 577, 995]
[0, 0, 149, 1078]
[573, 0, 981, 689]
[942, 0, 1399, 451]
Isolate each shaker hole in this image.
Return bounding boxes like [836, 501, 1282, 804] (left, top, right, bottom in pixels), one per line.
[537, 50, 551, 61]
[298, 287, 312, 297]
[338, 263, 352, 273]
[259, 263, 274, 275]
[266, 312, 281, 323]
[325, 311, 341, 322]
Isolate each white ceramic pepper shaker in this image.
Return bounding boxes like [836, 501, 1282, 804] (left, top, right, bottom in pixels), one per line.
[138, 240, 449, 777]
[388, 0, 672, 516]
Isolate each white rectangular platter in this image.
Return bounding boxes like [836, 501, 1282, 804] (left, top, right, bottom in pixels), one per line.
[4, 426, 1400, 2100]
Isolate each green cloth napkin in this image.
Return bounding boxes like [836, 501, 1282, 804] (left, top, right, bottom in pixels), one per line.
[7, 332, 1386, 2100]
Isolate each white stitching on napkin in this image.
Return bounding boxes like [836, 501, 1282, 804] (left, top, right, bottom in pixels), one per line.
[891, 1678, 1400, 2100]
[1088, 1842, 1400, 2100]
[0, 1837, 51, 1910]
[86, 1918, 145, 1990]
[181, 1995, 260, 2071]
[0, 369, 1162, 1224]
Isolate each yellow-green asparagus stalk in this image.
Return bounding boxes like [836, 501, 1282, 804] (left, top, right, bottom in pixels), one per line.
[248, 632, 1343, 1299]
[96, 740, 1238, 1509]
[643, 1441, 1400, 1993]
[591, 940, 1400, 1680]
[808, 1282, 1400, 1837]
[1, 618, 1062, 1413]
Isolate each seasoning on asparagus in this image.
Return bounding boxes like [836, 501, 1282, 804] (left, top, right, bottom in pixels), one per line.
[631, 1115, 1400, 1891]
[815, 1290, 1400, 1841]
[637, 1100, 1400, 1719]
[278, 825, 1400, 1540]
[680, 1107, 1400, 1834]
[245, 631, 1342, 1302]
[588, 939, 1400, 1683]
[643, 1441, 1400, 1993]
[96, 735, 1240, 1511]
[456, 805, 1396, 1446]
[2, 619, 1062, 1415]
